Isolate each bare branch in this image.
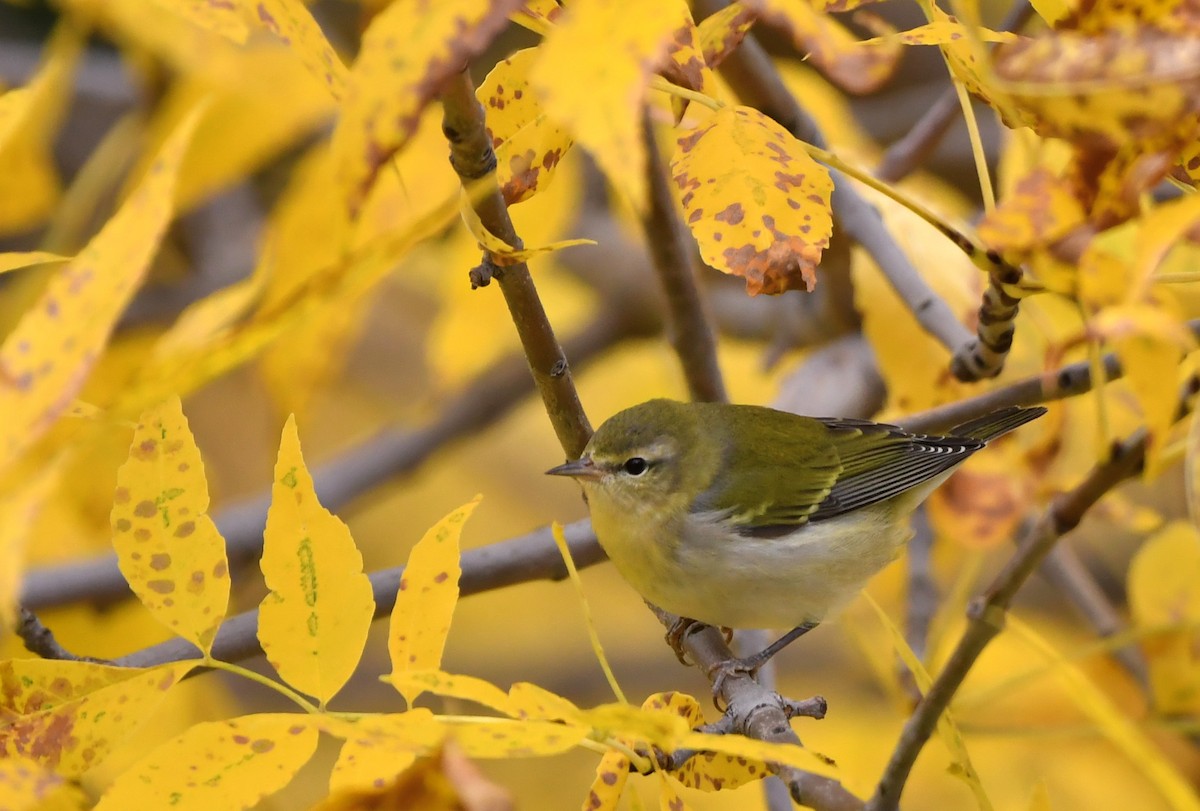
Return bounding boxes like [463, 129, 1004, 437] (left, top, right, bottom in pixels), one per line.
[15, 608, 108, 663]
[641, 110, 728, 403]
[441, 68, 593, 458]
[867, 432, 1147, 811]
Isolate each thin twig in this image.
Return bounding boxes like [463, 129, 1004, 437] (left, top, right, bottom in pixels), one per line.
[19, 311, 637, 610]
[867, 432, 1148, 811]
[16, 608, 109, 663]
[641, 110, 728, 403]
[874, 0, 1035, 184]
[441, 68, 593, 458]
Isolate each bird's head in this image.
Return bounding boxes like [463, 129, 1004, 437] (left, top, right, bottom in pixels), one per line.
[545, 399, 718, 516]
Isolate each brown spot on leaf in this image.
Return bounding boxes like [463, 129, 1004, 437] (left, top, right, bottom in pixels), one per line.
[147, 579, 175, 594]
[134, 500, 157, 518]
[149, 553, 172, 571]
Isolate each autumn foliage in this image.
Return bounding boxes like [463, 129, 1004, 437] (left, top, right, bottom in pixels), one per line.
[3, 0, 1200, 810]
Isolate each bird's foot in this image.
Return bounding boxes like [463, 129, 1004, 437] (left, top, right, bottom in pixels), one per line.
[665, 617, 708, 665]
[705, 655, 762, 709]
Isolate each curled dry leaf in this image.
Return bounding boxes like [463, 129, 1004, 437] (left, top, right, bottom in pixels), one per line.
[671, 105, 833, 295]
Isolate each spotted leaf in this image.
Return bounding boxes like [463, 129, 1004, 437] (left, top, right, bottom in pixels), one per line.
[672, 105, 833, 295]
[388, 497, 481, 704]
[0, 660, 194, 778]
[258, 415, 375, 705]
[112, 396, 230, 655]
[93, 714, 319, 811]
[477, 48, 574, 205]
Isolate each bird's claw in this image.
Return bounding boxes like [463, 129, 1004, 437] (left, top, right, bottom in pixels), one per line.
[664, 617, 705, 665]
[705, 656, 761, 709]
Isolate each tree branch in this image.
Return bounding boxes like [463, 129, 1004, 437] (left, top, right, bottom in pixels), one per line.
[867, 432, 1147, 811]
[641, 110, 728, 403]
[441, 67, 593, 458]
[19, 311, 637, 610]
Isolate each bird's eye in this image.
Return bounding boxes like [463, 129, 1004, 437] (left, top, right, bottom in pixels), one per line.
[622, 457, 649, 476]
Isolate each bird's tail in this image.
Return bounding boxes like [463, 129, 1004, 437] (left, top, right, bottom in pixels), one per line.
[950, 406, 1047, 442]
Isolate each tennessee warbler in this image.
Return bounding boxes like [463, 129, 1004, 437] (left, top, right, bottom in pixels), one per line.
[547, 399, 1045, 683]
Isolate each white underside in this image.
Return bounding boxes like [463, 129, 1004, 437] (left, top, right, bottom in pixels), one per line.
[586, 474, 949, 629]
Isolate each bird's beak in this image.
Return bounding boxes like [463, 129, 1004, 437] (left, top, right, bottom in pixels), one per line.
[545, 457, 602, 480]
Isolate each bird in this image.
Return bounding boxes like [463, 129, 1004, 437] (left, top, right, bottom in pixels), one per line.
[546, 398, 1045, 692]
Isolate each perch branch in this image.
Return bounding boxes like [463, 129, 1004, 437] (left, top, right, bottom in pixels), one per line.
[441, 67, 593, 458]
[641, 110, 728, 403]
[867, 431, 1147, 811]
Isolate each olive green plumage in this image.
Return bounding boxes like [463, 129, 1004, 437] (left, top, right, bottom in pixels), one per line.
[547, 398, 1045, 632]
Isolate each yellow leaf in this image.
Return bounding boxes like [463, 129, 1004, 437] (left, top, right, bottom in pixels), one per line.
[658, 773, 694, 811]
[0, 465, 57, 629]
[1128, 521, 1200, 714]
[477, 48, 575, 205]
[0, 754, 88, 811]
[1028, 780, 1054, 811]
[640, 692, 766, 792]
[331, 0, 524, 216]
[873, 19, 1018, 47]
[584, 750, 630, 811]
[507, 681, 583, 722]
[323, 710, 444, 792]
[441, 718, 585, 759]
[0, 252, 69, 274]
[387, 671, 516, 716]
[696, 3, 757, 69]
[1007, 616, 1200, 811]
[672, 104, 833, 295]
[0, 106, 201, 474]
[0, 27, 80, 235]
[258, 415, 375, 705]
[388, 497, 481, 702]
[1091, 303, 1194, 477]
[532, 0, 693, 211]
[112, 396, 230, 654]
[993, 29, 1200, 148]
[252, 0, 349, 98]
[0, 660, 194, 778]
[459, 194, 595, 265]
[93, 714, 320, 811]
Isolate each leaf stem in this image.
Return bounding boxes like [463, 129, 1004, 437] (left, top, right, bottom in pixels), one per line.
[205, 658, 321, 714]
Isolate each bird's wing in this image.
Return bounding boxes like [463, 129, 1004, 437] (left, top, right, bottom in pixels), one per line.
[689, 406, 845, 530]
[804, 418, 985, 523]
